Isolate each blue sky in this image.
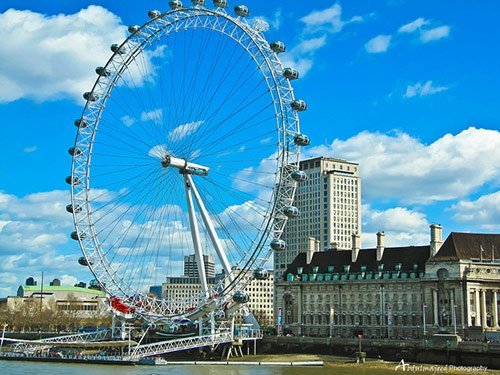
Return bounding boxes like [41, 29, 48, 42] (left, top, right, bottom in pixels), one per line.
[0, 1, 499, 296]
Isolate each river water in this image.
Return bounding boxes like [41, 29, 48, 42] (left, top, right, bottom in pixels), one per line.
[0, 360, 393, 375]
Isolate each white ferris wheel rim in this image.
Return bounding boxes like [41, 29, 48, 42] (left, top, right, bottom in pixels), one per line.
[69, 5, 302, 321]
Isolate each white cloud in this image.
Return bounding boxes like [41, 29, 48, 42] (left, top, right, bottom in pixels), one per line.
[397, 17, 450, 44]
[140, 109, 163, 125]
[404, 80, 449, 98]
[23, 146, 37, 153]
[60, 274, 78, 286]
[283, 4, 363, 74]
[304, 127, 500, 204]
[450, 192, 500, 231]
[169, 120, 204, 141]
[300, 4, 345, 33]
[0, 6, 127, 103]
[280, 35, 327, 75]
[398, 17, 430, 33]
[420, 25, 450, 43]
[362, 205, 430, 247]
[365, 35, 391, 53]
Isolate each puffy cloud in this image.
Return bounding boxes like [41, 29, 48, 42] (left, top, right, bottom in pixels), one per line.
[362, 205, 430, 247]
[23, 146, 38, 153]
[420, 26, 450, 43]
[365, 35, 392, 53]
[0, 6, 127, 103]
[169, 120, 205, 141]
[305, 127, 500, 204]
[450, 192, 500, 231]
[280, 35, 327, 76]
[300, 4, 345, 33]
[404, 80, 449, 98]
[279, 4, 364, 75]
[398, 17, 430, 33]
[397, 17, 450, 43]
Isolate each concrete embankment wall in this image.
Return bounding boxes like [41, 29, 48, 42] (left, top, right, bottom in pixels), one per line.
[259, 336, 500, 369]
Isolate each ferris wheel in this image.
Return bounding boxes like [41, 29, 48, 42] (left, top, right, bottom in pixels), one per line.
[67, 0, 309, 323]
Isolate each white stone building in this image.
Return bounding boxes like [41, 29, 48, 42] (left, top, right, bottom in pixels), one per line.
[276, 226, 500, 340]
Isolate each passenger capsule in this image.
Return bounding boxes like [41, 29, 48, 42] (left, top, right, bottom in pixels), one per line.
[66, 204, 82, 213]
[270, 239, 286, 251]
[68, 147, 82, 156]
[283, 206, 300, 218]
[253, 268, 269, 280]
[234, 5, 249, 17]
[283, 68, 299, 80]
[95, 67, 111, 77]
[269, 41, 286, 54]
[169, 0, 183, 9]
[71, 231, 86, 241]
[291, 170, 308, 182]
[83, 92, 99, 102]
[110, 44, 126, 55]
[294, 134, 310, 146]
[192, 0, 205, 5]
[148, 10, 161, 19]
[74, 119, 88, 128]
[291, 99, 307, 111]
[128, 25, 140, 34]
[65, 176, 80, 185]
[78, 256, 93, 266]
[232, 291, 249, 304]
[213, 0, 227, 8]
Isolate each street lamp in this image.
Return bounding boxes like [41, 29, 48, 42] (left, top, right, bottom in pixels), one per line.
[423, 303, 427, 336]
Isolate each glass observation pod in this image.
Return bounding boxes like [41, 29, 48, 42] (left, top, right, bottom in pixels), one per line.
[83, 92, 99, 102]
[68, 147, 82, 156]
[270, 239, 286, 250]
[148, 10, 161, 19]
[169, 0, 183, 10]
[65, 176, 80, 185]
[128, 25, 140, 34]
[233, 291, 250, 304]
[110, 44, 126, 55]
[213, 0, 228, 8]
[74, 119, 88, 128]
[95, 67, 111, 77]
[78, 256, 93, 266]
[192, 0, 205, 6]
[283, 206, 300, 218]
[294, 134, 310, 146]
[269, 41, 286, 54]
[283, 68, 299, 80]
[253, 268, 269, 280]
[71, 231, 86, 241]
[291, 170, 308, 182]
[291, 99, 307, 111]
[234, 5, 249, 17]
[66, 204, 82, 213]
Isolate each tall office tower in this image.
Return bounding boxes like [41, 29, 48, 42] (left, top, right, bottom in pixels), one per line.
[184, 254, 215, 278]
[274, 157, 361, 280]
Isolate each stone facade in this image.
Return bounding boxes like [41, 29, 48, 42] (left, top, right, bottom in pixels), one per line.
[276, 228, 500, 339]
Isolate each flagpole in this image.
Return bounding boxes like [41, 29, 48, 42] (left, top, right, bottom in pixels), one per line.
[480, 245, 484, 262]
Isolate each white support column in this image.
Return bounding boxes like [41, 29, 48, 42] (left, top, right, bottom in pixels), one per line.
[475, 289, 481, 327]
[187, 174, 233, 281]
[481, 289, 487, 329]
[466, 289, 472, 327]
[433, 289, 439, 326]
[184, 175, 208, 297]
[493, 290, 499, 328]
